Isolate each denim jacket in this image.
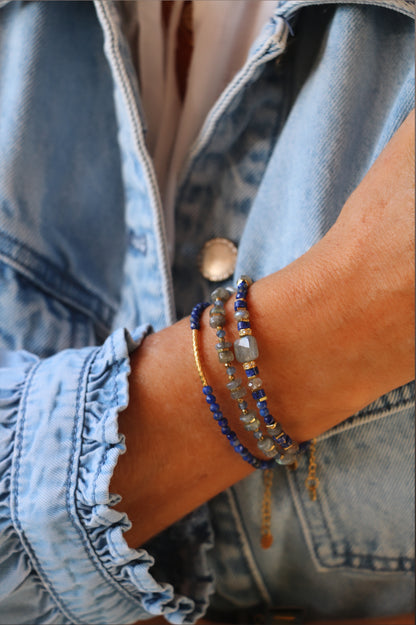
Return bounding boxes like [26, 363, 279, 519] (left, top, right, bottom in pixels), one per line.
[0, 1, 414, 623]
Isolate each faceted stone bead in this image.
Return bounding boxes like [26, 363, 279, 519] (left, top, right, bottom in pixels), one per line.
[234, 310, 250, 321]
[216, 341, 232, 351]
[275, 450, 298, 466]
[210, 305, 224, 315]
[218, 350, 234, 363]
[234, 335, 259, 363]
[209, 313, 225, 328]
[210, 287, 232, 303]
[239, 275, 253, 286]
[230, 387, 246, 400]
[240, 410, 257, 423]
[247, 377, 263, 391]
[242, 417, 260, 432]
[226, 377, 242, 391]
[257, 437, 277, 457]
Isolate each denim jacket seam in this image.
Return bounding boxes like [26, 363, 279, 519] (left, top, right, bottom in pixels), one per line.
[91, 334, 120, 504]
[11, 359, 78, 623]
[317, 396, 414, 443]
[0, 228, 115, 333]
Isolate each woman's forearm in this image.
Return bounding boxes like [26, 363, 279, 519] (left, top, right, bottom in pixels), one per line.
[110, 111, 414, 548]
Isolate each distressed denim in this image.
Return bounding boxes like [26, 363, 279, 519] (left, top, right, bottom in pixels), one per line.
[0, 1, 414, 623]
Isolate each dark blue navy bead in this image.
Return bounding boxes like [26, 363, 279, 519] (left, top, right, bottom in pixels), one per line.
[259, 407, 269, 417]
[231, 438, 240, 447]
[257, 400, 267, 409]
[227, 432, 237, 441]
[260, 460, 271, 470]
[235, 444, 244, 453]
[245, 366, 259, 378]
[252, 389, 266, 400]
[205, 394, 216, 403]
[234, 299, 247, 310]
[203, 386, 213, 394]
[213, 411, 223, 420]
[221, 426, 231, 435]
[237, 321, 251, 330]
[209, 403, 220, 412]
[275, 433, 293, 448]
[190, 322, 198, 330]
[218, 418, 227, 427]
[263, 414, 274, 425]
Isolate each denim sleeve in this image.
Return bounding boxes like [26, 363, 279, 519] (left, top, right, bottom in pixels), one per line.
[0, 328, 214, 625]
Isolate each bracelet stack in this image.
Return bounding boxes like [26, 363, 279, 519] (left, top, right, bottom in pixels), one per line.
[191, 275, 305, 471]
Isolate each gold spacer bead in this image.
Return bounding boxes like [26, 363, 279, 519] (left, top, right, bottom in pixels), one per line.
[243, 361, 257, 370]
[258, 396, 268, 403]
[239, 328, 252, 337]
[265, 422, 280, 431]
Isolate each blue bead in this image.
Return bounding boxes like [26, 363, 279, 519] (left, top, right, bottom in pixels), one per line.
[221, 426, 231, 435]
[203, 386, 213, 394]
[213, 411, 223, 420]
[234, 299, 247, 310]
[257, 400, 267, 409]
[263, 415, 274, 425]
[235, 444, 244, 453]
[259, 407, 269, 417]
[216, 329, 226, 338]
[237, 321, 251, 330]
[227, 432, 237, 441]
[218, 418, 227, 427]
[209, 403, 220, 412]
[252, 389, 266, 400]
[205, 394, 216, 403]
[245, 367, 259, 378]
[190, 323, 198, 330]
[231, 438, 240, 447]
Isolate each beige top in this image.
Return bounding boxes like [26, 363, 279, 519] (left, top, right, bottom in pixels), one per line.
[120, 1, 277, 253]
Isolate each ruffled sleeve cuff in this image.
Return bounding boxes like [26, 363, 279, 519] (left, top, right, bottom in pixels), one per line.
[10, 327, 214, 624]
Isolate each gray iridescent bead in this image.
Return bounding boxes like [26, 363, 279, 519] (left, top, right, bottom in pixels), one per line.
[226, 366, 236, 376]
[238, 275, 253, 286]
[216, 341, 232, 351]
[210, 287, 232, 303]
[234, 335, 259, 363]
[209, 313, 225, 328]
[210, 304, 224, 315]
[247, 377, 262, 391]
[240, 409, 257, 423]
[218, 350, 234, 363]
[226, 377, 243, 391]
[275, 449, 298, 466]
[230, 386, 246, 400]
[257, 437, 278, 457]
[242, 417, 261, 432]
[234, 310, 250, 321]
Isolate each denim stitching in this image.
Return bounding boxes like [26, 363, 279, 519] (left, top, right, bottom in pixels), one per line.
[11, 360, 80, 624]
[0, 229, 114, 333]
[317, 396, 414, 443]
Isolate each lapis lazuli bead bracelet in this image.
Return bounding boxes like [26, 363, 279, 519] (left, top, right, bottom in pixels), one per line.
[191, 299, 273, 469]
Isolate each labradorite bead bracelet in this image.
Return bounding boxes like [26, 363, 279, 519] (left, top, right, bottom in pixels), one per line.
[233, 276, 305, 465]
[190, 300, 273, 469]
[208, 286, 281, 462]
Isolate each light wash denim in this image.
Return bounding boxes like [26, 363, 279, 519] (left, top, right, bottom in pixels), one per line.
[0, 1, 414, 623]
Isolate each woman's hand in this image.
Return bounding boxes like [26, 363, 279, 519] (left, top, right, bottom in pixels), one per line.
[252, 110, 414, 441]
